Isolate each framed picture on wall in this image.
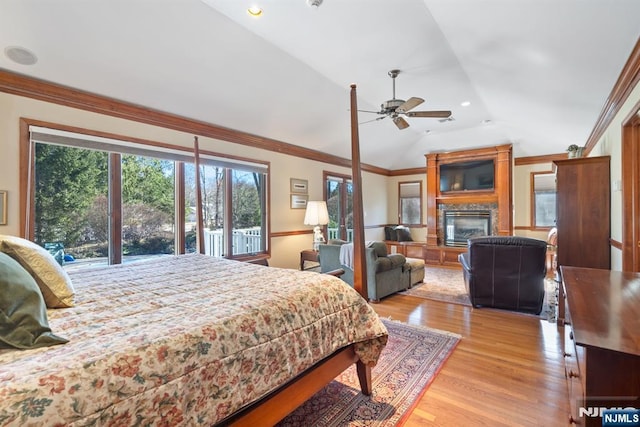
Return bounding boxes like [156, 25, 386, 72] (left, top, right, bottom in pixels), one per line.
[0, 191, 6, 225]
[291, 194, 308, 209]
[290, 178, 308, 194]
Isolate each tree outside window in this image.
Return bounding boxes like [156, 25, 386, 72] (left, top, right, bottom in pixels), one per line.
[33, 134, 268, 267]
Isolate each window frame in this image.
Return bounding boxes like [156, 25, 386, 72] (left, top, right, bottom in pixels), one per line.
[323, 171, 353, 242]
[398, 180, 423, 226]
[20, 119, 270, 264]
[530, 170, 556, 230]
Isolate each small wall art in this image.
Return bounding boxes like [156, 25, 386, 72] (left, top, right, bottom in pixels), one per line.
[290, 178, 308, 194]
[291, 194, 308, 209]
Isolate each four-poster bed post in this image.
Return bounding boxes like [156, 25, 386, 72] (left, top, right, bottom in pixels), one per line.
[349, 84, 368, 300]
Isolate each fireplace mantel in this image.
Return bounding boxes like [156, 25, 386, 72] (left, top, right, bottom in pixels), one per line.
[423, 145, 513, 264]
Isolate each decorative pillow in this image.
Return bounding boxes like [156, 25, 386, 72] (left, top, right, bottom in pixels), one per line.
[394, 226, 413, 242]
[0, 252, 68, 349]
[384, 226, 398, 241]
[0, 235, 75, 308]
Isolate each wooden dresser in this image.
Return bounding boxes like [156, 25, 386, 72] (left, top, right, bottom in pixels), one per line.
[560, 266, 640, 426]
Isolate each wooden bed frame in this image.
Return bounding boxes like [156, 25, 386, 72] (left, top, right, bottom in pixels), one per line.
[199, 85, 372, 426]
[223, 346, 371, 426]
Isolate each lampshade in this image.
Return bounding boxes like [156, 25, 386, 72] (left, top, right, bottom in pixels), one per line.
[304, 201, 329, 226]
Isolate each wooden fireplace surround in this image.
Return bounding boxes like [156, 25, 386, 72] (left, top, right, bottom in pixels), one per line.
[422, 144, 513, 266]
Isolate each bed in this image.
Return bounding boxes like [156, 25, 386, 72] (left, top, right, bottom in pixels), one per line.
[0, 254, 388, 426]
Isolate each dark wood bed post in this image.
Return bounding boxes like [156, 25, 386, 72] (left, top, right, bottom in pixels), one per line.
[193, 136, 205, 254]
[349, 85, 373, 395]
[349, 84, 368, 300]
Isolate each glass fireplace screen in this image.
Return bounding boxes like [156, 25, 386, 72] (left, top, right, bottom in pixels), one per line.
[444, 210, 491, 247]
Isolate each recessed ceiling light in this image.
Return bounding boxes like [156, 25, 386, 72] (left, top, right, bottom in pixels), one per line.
[4, 46, 38, 65]
[461, 101, 471, 107]
[247, 6, 263, 17]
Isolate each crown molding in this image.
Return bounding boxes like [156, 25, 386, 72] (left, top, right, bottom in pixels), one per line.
[585, 36, 640, 153]
[0, 69, 391, 176]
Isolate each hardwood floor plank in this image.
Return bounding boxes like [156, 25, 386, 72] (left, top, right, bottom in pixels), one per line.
[372, 294, 568, 426]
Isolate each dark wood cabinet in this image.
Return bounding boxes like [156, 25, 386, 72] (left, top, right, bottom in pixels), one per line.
[554, 156, 610, 271]
[560, 267, 640, 426]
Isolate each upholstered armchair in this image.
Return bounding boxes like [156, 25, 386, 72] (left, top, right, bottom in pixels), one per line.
[458, 236, 547, 314]
[318, 240, 409, 302]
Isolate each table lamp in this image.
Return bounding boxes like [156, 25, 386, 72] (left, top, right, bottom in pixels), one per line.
[304, 201, 329, 251]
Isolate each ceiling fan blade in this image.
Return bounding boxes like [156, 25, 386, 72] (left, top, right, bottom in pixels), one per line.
[396, 97, 424, 113]
[405, 110, 452, 118]
[392, 116, 410, 130]
[357, 109, 384, 114]
[359, 116, 387, 125]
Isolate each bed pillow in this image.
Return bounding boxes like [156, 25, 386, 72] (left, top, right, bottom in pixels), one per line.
[0, 235, 75, 308]
[0, 252, 68, 349]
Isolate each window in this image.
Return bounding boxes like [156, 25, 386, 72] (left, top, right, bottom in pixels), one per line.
[324, 172, 353, 242]
[531, 172, 556, 228]
[28, 126, 268, 267]
[398, 181, 422, 225]
[185, 164, 267, 257]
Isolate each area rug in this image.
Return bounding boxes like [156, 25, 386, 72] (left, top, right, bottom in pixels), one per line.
[400, 266, 471, 306]
[277, 319, 460, 427]
[400, 266, 558, 322]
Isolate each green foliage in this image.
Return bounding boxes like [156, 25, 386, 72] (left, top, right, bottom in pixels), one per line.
[232, 171, 263, 228]
[122, 155, 174, 216]
[34, 144, 108, 246]
[35, 145, 264, 258]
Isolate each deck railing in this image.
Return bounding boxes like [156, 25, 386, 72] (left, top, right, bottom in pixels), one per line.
[203, 227, 263, 257]
[203, 227, 354, 257]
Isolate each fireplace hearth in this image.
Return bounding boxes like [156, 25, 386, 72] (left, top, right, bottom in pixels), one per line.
[444, 210, 491, 247]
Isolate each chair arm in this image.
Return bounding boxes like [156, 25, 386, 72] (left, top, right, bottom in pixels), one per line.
[458, 252, 471, 272]
[323, 268, 345, 278]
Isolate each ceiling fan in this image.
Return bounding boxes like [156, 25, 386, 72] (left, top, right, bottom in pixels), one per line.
[360, 69, 452, 130]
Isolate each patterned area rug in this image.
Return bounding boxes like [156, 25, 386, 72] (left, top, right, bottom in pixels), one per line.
[400, 266, 558, 322]
[400, 266, 471, 306]
[278, 319, 460, 427]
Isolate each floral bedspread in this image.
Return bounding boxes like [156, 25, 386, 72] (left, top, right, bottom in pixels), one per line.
[0, 254, 388, 426]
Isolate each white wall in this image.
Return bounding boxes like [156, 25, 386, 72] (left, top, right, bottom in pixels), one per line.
[590, 80, 640, 270]
[0, 92, 387, 269]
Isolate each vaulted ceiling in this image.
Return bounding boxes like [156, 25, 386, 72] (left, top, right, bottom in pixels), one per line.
[2, 0, 639, 169]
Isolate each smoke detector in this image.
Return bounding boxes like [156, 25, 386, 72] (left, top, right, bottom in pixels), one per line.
[307, 0, 323, 7]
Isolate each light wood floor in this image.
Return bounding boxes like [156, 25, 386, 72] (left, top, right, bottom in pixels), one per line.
[372, 294, 569, 426]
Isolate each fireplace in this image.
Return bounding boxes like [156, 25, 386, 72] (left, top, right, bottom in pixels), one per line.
[444, 210, 491, 247]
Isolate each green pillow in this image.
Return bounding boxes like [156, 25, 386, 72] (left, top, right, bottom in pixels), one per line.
[0, 252, 68, 349]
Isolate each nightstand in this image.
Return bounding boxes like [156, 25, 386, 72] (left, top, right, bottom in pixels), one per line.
[300, 249, 320, 271]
